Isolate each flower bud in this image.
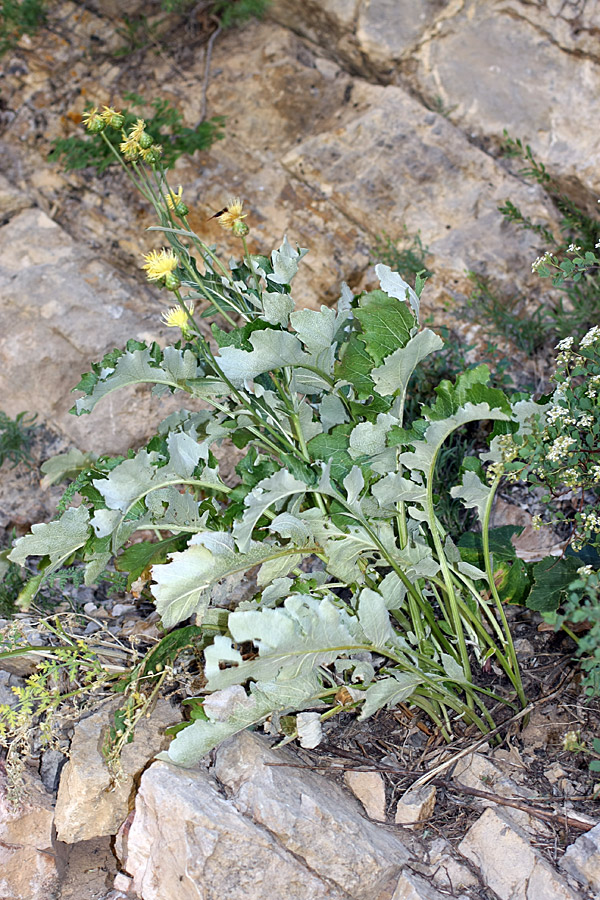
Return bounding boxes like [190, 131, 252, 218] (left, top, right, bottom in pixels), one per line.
[87, 116, 106, 133]
[164, 272, 181, 291]
[174, 201, 189, 217]
[108, 112, 125, 129]
[139, 132, 153, 149]
[232, 219, 250, 237]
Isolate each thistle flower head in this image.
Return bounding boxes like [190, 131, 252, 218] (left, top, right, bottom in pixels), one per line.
[82, 107, 105, 133]
[162, 302, 194, 330]
[128, 118, 147, 142]
[218, 198, 247, 232]
[142, 248, 179, 282]
[120, 136, 140, 161]
[165, 186, 184, 209]
[140, 144, 163, 165]
[101, 106, 124, 129]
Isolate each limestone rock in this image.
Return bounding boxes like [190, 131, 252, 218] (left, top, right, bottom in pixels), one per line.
[344, 769, 387, 821]
[428, 837, 479, 893]
[122, 760, 348, 900]
[214, 731, 411, 899]
[452, 751, 543, 832]
[459, 806, 582, 900]
[409, 0, 600, 200]
[394, 784, 436, 829]
[0, 763, 65, 900]
[0, 208, 188, 455]
[54, 698, 174, 843]
[281, 79, 557, 306]
[391, 868, 453, 900]
[560, 821, 600, 893]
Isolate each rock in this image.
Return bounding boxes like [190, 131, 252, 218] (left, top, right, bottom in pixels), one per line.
[391, 867, 452, 900]
[0, 208, 190, 455]
[459, 806, 582, 900]
[213, 731, 411, 899]
[121, 760, 348, 900]
[39, 748, 67, 794]
[344, 769, 387, 821]
[0, 763, 66, 900]
[281, 78, 557, 306]
[560, 821, 600, 893]
[394, 784, 436, 829]
[0, 670, 22, 707]
[428, 837, 479, 892]
[56, 836, 121, 900]
[54, 698, 174, 842]
[273, 1, 600, 201]
[409, 1, 600, 200]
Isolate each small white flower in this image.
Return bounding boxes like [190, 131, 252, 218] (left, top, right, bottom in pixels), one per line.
[555, 336, 574, 351]
[568, 244, 582, 253]
[577, 565, 593, 577]
[581, 325, 600, 348]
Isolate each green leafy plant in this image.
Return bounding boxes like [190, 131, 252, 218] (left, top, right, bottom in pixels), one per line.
[547, 567, 600, 698]
[49, 94, 224, 173]
[0, 0, 46, 57]
[464, 272, 550, 357]
[499, 132, 600, 340]
[0, 410, 37, 469]
[371, 228, 433, 283]
[10, 106, 531, 767]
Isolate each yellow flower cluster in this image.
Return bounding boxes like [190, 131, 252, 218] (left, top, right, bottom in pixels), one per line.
[120, 118, 163, 164]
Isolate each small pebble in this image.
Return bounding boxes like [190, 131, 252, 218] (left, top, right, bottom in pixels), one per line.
[83, 601, 98, 614]
[84, 621, 101, 635]
[111, 603, 135, 617]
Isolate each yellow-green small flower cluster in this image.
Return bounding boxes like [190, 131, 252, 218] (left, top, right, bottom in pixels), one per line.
[120, 118, 163, 165]
[82, 105, 125, 133]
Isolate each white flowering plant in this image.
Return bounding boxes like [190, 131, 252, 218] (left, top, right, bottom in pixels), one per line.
[501, 326, 600, 567]
[6, 107, 532, 764]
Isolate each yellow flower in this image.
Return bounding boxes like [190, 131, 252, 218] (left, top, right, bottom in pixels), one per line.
[165, 186, 184, 210]
[162, 302, 194, 329]
[82, 106, 99, 124]
[128, 118, 147, 142]
[140, 143, 163, 165]
[218, 198, 247, 231]
[120, 136, 140, 161]
[142, 248, 179, 282]
[82, 107, 104, 133]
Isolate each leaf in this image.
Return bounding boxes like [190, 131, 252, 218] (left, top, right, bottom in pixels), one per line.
[269, 235, 308, 285]
[358, 588, 393, 648]
[150, 534, 298, 629]
[375, 263, 420, 322]
[233, 469, 309, 551]
[358, 672, 424, 720]
[355, 290, 414, 365]
[336, 334, 377, 399]
[371, 329, 443, 398]
[115, 536, 182, 589]
[307, 426, 354, 484]
[349, 413, 397, 458]
[163, 677, 319, 766]
[72, 344, 200, 415]
[204, 594, 366, 690]
[262, 291, 295, 326]
[216, 331, 310, 387]
[9, 506, 90, 567]
[296, 712, 323, 749]
[450, 470, 492, 525]
[40, 449, 95, 489]
[527, 556, 580, 612]
[290, 306, 337, 354]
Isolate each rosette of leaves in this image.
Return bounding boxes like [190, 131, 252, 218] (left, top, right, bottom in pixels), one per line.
[10, 225, 527, 765]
